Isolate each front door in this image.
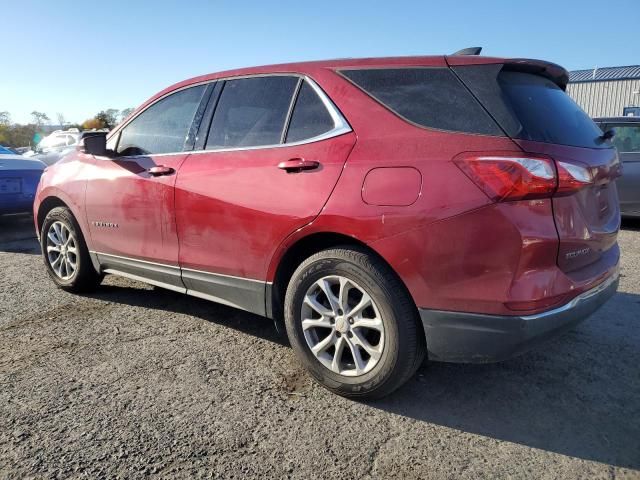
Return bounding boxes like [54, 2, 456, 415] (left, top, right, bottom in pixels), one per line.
[85, 83, 208, 290]
[174, 75, 355, 314]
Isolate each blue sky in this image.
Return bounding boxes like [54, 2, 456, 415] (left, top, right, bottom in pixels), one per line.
[1, 0, 638, 124]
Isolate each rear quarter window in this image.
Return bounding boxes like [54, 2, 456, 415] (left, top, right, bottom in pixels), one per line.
[339, 68, 503, 136]
[285, 81, 335, 143]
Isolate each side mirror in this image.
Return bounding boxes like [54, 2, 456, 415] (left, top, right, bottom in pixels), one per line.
[601, 128, 616, 141]
[82, 135, 107, 156]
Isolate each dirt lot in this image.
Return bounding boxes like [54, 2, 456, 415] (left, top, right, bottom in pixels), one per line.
[0, 214, 638, 479]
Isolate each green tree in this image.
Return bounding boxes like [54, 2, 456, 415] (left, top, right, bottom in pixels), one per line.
[95, 108, 118, 130]
[31, 111, 50, 127]
[0, 111, 10, 126]
[120, 108, 134, 122]
[105, 109, 120, 127]
[56, 112, 66, 128]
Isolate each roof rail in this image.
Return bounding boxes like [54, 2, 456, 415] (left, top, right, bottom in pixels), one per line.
[452, 47, 482, 56]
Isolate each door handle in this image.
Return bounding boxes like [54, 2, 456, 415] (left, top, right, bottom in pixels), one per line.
[277, 158, 320, 173]
[147, 165, 175, 177]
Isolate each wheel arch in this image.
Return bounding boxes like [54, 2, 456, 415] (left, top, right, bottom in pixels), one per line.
[267, 231, 419, 326]
[36, 196, 71, 235]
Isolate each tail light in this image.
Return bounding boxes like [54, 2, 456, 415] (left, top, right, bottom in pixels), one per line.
[454, 153, 593, 202]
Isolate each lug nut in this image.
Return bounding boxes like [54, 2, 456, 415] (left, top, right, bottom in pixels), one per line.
[347, 331, 353, 338]
[338, 309, 343, 316]
[336, 332, 341, 338]
[348, 317, 354, 324]
[329, 318, 335, 324]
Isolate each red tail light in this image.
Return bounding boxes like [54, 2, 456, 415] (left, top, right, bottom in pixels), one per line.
[555, 161, 592, 196]
[454, 154, 593, 202]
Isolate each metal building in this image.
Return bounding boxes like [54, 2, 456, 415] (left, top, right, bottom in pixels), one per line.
[567, 65, 640, 117]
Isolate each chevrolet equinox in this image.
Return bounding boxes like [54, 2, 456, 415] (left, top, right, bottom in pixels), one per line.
[34, 52, 621, 398]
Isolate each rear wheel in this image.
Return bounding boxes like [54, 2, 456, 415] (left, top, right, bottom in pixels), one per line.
[41, 207, 102, 292]
[284, 247, 425, 399]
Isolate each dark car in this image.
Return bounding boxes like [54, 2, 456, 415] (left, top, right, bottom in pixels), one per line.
[0, 153, 46, 215]
[595, 117, 640, 217]
[34, 53, 620, 398]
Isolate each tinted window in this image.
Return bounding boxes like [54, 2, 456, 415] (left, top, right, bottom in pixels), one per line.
[499, 71, 604, 147]
[285, 81, 334, 143]
[609, 124, 640, 153]
[117, 85, 206, 155]
[206, 76, 298, 149]
[455, 65, 605, 148]
[339, 68, 502, 135]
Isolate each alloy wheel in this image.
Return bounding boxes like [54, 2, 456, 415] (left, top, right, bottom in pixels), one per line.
[46, 221, 78, 280]
[301, 275, 385, 376]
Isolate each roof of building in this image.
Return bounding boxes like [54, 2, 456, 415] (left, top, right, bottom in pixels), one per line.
[569, 65, 640, 83]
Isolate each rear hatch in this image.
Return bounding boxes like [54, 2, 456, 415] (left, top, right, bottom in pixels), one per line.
[451, 59, 621, 274]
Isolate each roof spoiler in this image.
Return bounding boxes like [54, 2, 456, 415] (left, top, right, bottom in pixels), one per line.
[452, 47, 482, 56]
[504, 58, 570, 90]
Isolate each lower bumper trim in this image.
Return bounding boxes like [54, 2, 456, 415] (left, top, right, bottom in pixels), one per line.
[419, 271, 619, 363]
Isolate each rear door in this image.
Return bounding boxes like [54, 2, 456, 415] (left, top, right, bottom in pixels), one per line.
[603, 122, 640, 216]
[85, 83, 209, 290]
[175, 75, 355, 315]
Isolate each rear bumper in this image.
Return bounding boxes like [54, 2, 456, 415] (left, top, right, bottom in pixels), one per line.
[0, 195, 36, 215]
[419, 270, 619, 363]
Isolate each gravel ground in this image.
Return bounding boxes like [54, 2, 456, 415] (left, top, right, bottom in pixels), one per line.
[0, 214, 638, 479]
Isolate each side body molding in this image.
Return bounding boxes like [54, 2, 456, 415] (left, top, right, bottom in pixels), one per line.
[90, 252, 268, 316]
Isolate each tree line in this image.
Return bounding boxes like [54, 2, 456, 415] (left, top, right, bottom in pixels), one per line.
[0, 108, 134, 148]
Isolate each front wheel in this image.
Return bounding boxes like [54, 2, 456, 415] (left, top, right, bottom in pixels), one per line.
[284, 247, 426, 399]
[41, 206, 102, 292]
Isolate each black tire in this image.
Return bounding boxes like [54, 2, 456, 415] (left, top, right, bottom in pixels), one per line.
[40, 206, 102, 292]
[284, 247, 426, 399]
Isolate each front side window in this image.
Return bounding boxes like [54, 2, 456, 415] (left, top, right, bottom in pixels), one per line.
[285, 81, 335, 143]
[117, 85, 206, 156]
[206, 76, 298, 149]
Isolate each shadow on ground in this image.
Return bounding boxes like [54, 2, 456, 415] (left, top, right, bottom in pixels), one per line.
[87, 280, 639, 470]
[0, 214, 39, 254]
[370, 291, 640, 470]
[87, 283, 289, 347]
[621, 217, 640, 231]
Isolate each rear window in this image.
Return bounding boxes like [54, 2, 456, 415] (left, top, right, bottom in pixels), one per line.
[454, 65, 605, 148]
[339, 68, 502, 136]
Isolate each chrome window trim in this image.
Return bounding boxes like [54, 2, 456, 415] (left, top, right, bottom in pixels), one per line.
[108, 74, 352, 160]
[280, 78, 303, 144]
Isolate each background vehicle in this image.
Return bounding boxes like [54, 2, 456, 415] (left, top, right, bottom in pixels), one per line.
[0, 145, 19, 155]
[595, 117, 640, 217]
[34, 54, 620, 398]
[29, 129, 108, 166]
[0, 154, 45, 214]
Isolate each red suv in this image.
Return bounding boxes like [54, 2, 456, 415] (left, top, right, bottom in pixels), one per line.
[34, 53, 621, 398]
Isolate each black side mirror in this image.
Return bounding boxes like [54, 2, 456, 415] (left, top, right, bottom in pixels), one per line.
[601, 128, 616, 141]
[82, 135, 107, 156]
